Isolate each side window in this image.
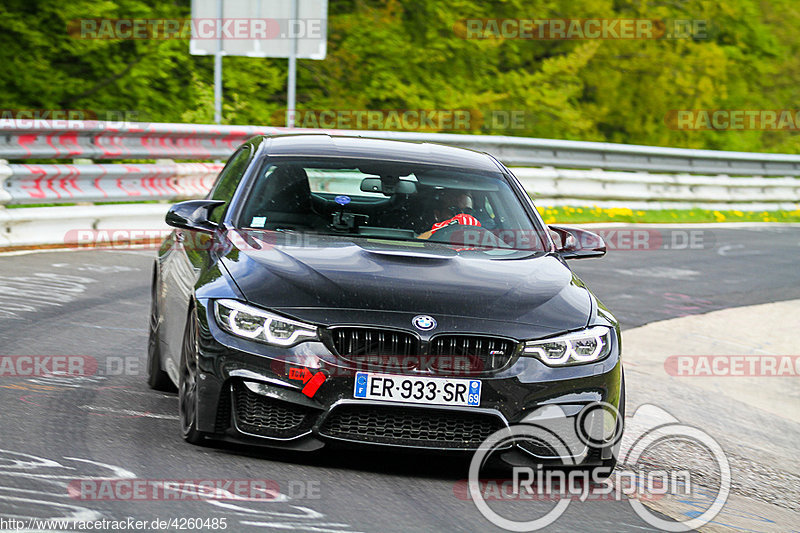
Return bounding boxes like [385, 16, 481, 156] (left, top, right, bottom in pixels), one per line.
[207, 145, 252, 224]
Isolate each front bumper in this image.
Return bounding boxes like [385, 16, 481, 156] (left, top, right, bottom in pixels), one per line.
[193, 300, 623, 460]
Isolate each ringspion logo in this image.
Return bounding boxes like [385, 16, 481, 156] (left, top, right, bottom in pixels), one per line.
[467, 404, 730, 532]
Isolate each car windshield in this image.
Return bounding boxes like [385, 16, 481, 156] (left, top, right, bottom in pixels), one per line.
[235, 157, 547, 251]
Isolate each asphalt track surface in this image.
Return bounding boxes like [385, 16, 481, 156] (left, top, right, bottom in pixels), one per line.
[0, 224, 798, 533]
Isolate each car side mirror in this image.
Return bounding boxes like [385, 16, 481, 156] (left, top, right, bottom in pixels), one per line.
[549, 225, 606, 259]
[166, 200, 225, 234]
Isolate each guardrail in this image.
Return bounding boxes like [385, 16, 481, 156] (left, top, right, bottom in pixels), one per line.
[513, 168, 800, 211]
[1, 119, 799, 249]
[0, 162, 221, 205]
[3, 120, 800, 174]
[0, 122, 281, 160]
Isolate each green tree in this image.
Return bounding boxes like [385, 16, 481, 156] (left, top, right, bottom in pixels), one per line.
[1, 0, 798, 153]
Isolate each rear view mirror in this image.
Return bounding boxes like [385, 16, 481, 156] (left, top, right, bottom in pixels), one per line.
[549, 225, 606, 259]
[360, 178, 417, 195]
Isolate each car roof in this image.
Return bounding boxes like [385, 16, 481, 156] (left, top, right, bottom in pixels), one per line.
[254, 134, 502, 172]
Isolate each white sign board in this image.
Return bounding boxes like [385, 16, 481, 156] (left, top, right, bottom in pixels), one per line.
[190, 0, 328, 59]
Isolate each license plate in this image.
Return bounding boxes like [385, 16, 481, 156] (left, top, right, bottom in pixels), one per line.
[353, 372, 481, 407]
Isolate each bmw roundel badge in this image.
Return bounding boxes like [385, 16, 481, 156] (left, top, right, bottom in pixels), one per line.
[412, 315, 437, 331]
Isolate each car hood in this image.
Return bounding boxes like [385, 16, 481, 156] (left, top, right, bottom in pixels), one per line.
[219, 232, 592, 335]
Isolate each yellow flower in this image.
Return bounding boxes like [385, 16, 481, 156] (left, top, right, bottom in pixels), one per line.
[604, 207, 634, 217]
[713, 210, 726, 222]
[636, 210, 645, 216]
[733, 210, 744, 217]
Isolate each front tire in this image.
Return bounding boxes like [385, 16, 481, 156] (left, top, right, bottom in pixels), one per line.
[179, 308, 207, 445]
[593, 370, 626, 478]
[147, 277, 174, 392]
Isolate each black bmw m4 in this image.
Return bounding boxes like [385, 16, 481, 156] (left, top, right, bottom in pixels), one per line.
[148, 134, 623, 467]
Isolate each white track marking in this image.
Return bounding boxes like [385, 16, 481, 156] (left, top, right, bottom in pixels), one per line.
[0, 273, 96, 318]
[614, 267, 700, 280]
[239, 521, 363, 532]
[27, 376, 107, 388]
[0, 444, 359, 531]
[51, 263, 141, 273]
[717, 243, 763, 256]
[0, 449, 134, 526]
[77, 405, 179, 420]
[205, 500, 359, 531]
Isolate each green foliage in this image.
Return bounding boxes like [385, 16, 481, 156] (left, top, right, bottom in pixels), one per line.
[1, 0, 798, 153]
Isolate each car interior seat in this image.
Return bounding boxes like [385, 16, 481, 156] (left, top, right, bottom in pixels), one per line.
[243, 165, 327, 229]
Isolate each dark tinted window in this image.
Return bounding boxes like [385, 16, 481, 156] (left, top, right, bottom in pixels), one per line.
[207, 145, 252, 224]
[235, 157, 546, 251]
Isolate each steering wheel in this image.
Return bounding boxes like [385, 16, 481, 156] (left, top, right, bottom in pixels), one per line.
[426, 220, 504, 248]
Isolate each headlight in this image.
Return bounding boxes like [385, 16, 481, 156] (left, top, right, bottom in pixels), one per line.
[214, 299, 318, 347]
[522, 326, 613, 366]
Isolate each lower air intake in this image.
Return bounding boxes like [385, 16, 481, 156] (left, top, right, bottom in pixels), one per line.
[319, 404, 505, 449]
[232, 382, 314, 438]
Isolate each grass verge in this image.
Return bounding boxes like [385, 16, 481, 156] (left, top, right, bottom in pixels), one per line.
[534, 205, 800, 224]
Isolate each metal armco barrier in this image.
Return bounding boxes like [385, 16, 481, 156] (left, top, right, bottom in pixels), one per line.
[0, 203, 170, 249]
[1, 119, 800, 249]
[1, 162, 221, 204]
[0, 121, 281, 160]
[513, 168, 800, 210]
[2, 120, 800, 175]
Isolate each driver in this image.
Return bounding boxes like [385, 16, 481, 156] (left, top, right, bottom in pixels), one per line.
[417, 189, 481, 239]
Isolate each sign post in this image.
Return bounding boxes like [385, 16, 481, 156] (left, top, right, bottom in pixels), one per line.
[286, 0, 298, 127]
[214, 0, 223, 124]
[190, 0, 328, 126]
